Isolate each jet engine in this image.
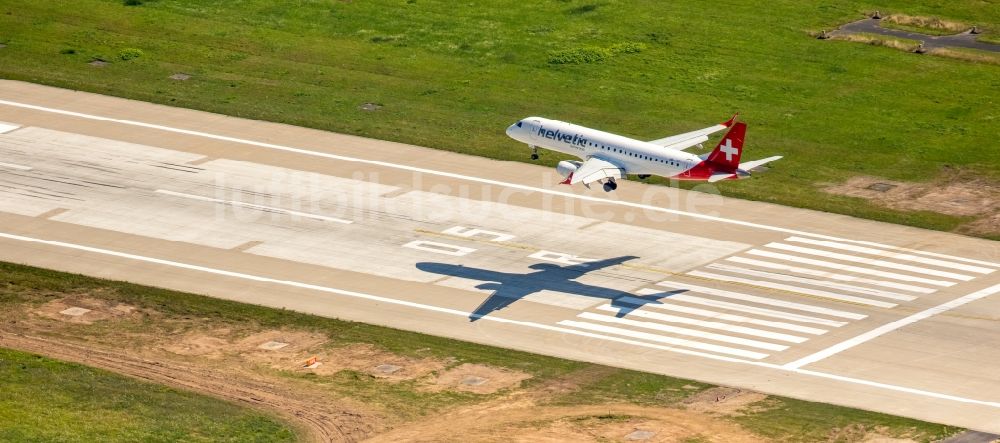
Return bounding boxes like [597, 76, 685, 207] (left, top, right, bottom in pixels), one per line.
[556, 160, 582, 178]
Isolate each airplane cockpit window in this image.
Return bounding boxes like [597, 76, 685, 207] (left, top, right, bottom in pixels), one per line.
[516, 121, 523, 128]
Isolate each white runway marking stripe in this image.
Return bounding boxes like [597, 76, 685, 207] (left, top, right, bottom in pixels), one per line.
[620, 294, 829, 334]
[558, 320, 771, 359]
[632, 290, 848, 328]
[595, 305, 809, 343]
[0, 161, 31, 171]
[688, 270, 898, 309]
[784, 283, 1000, 369]
[5, 231, 999, 409]
[765, 243, 974, 281]
[577, 312, 789, 351]
[155, 189, 353, 224]
[656, 281, 867, 320]
[745, 249, 956, 287]
[724, 256, 937, 294]
[7, 98, 999, 273]
[785, 236, 995, 274]
[704, 263, 917, 301]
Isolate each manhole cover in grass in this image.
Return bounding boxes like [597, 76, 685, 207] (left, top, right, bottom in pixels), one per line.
[374, 364, 402, 374]
[359, 102, 382, 111]
[625, 430, 656, 441]
[866, 182, 897, 192]
[258, 341, 289, 350]
[59, 307, 92, 317]
[461, 375, 488, 386]
[89, 59, 108, 67]
[169, 73, 191, 81]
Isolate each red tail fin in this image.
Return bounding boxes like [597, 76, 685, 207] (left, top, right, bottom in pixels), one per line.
[706, 122, 746, 171]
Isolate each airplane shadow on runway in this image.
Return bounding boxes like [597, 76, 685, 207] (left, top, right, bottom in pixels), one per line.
[416, 256, 683, 322]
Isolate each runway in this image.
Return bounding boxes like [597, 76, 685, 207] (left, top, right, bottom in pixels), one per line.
[1, 81, 998, 431]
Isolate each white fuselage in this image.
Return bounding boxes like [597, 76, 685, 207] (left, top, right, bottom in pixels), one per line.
[506, 117, 701, 176]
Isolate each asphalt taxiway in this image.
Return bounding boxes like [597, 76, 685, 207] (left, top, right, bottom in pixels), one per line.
[1, 81, 998, 431]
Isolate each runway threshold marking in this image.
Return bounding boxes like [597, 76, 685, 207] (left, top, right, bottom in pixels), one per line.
[782, 282, 1000, 370]
[3, 230, 999, 409]
[2, 98, 996, 269]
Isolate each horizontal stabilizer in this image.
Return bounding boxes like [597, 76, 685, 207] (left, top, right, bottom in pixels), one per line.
[707, 172, 735, 183]
[739, 155, 783, 171]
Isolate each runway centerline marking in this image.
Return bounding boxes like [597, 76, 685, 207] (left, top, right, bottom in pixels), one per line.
[154, 189, 353, 224]
[783, 283, 1000, 370]
[2, 230, 1000, 409]
[1, 98, 996, 268]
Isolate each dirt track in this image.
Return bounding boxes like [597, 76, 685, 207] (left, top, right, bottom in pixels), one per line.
[0, 331, 374, 443]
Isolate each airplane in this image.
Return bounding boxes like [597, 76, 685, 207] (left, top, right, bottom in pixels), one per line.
[415, 256, 673, 321]
[505, 114, 782, 191]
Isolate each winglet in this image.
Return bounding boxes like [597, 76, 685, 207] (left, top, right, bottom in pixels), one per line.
[721, 113, 739, 128]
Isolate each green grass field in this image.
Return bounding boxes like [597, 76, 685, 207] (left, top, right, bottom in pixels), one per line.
[0, 348, 295, 442]
[0, 261, 964, 442]
[0, 1, 997, 235]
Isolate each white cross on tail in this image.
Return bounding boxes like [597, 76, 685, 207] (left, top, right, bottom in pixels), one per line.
[720, 139, 738, 161]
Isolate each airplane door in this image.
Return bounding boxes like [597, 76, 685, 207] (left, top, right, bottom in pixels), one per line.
[524, 119, 542, 140]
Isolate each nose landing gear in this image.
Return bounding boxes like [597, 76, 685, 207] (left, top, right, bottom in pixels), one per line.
[530, 145, 539, 160]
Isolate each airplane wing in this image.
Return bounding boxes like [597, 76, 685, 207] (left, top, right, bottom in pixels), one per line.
[648, 113, 738, 150]
[569, 156, 626, 185]
[739, 155, 783, 171]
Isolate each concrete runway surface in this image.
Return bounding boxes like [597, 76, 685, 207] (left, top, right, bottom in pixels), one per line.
[1, 81, 998, 431]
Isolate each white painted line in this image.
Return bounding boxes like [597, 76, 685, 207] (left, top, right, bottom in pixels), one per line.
[612, 297, 828, 335]
[154, 189, 352, 224]
[746, 249, 956, 287]
[0, 161, 32, 171]
[578, 312, 789, 351]
[559, 320, 771, 359]
[402, 240, 476, 257]
[725, 256, 937, 294]
[688, 270, 898, 309]
[704, 264, 917, 301]
[632, 290, 848, 328]
[784, 283, 1000, 370]
[4, 98, 996, 270]
[766, 243, 975, 281]
[0, 122, 20, 133]
[785, 236, 995, 274]
[656, 280, 867, 320]
[3, 230, 999, 409]
[595, 305, 808, 343]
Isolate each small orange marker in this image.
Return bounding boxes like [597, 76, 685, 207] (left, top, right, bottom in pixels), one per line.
[304, 356, 317, 367]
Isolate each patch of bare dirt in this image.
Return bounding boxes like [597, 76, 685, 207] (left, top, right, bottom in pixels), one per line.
[824, 174, 1000, 236]
[366, 403, 764, 443]
[162, 328, 234, 358]
[420, 363, 532, 394]
[265, 343, 448, 382]
[32, 296, 143, 325]
[681, 387, 770, 416]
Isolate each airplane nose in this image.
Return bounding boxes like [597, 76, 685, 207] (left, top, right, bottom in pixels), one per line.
[505, 124, 516, 137]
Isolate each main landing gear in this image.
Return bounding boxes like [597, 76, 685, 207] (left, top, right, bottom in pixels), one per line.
[530, 145, 539, 160]
[602, 177, 618, 192]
